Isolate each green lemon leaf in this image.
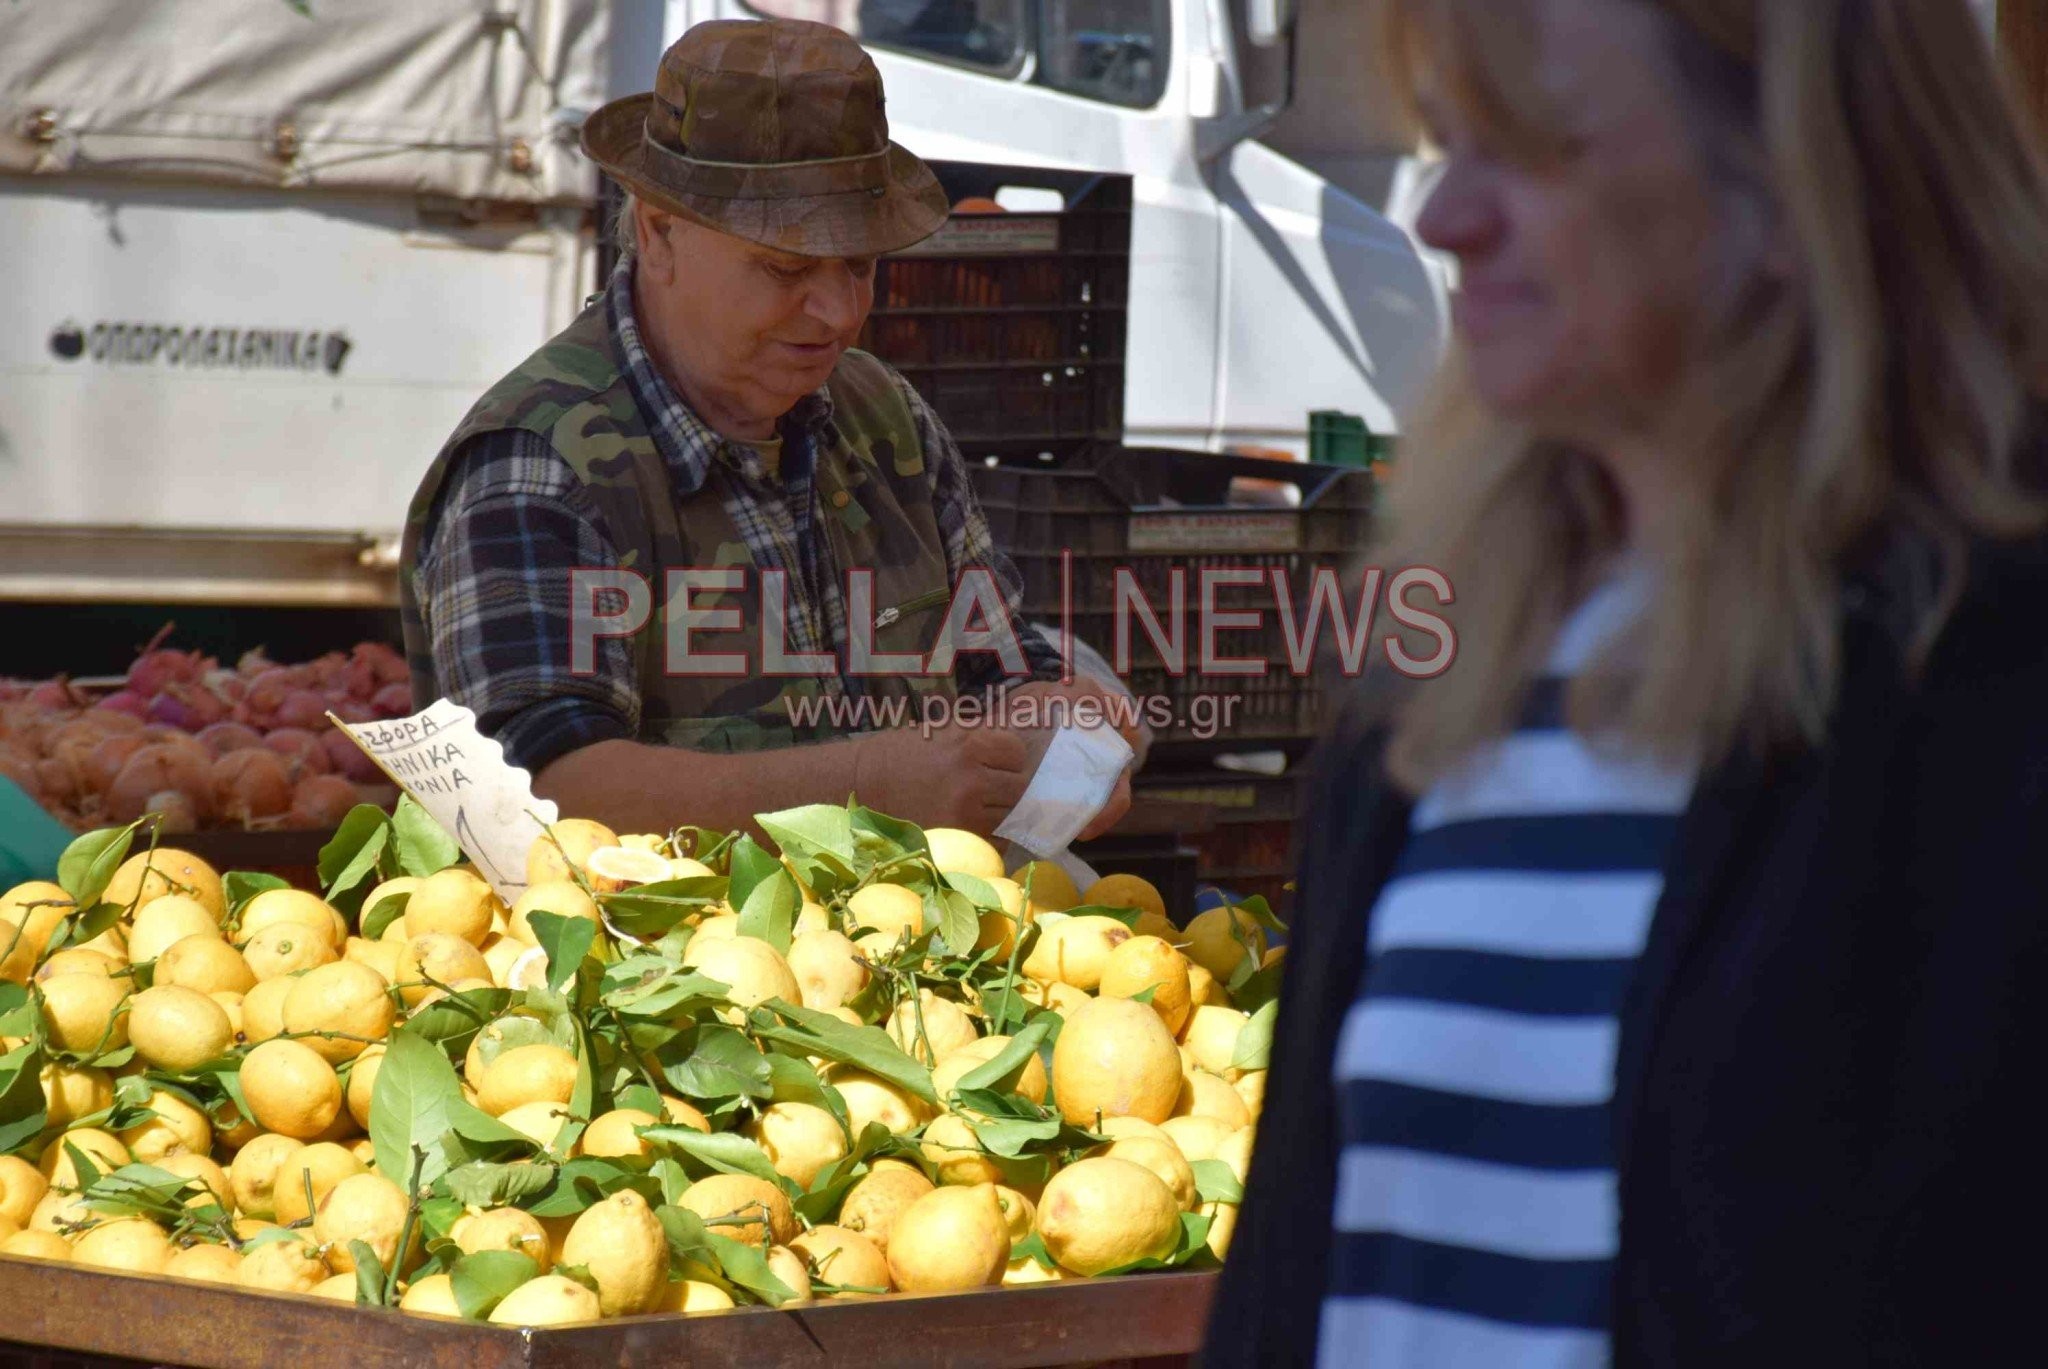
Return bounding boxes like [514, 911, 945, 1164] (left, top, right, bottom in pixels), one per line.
[349, 1241, 387, 1305]
[360, 890, 411, 943]
[1191, 1158, 1245, 1205]
[925, 887, 980, 959]
[953, 1019, 1053, 1096]
[641, 1127, 786, 1188]
[391, 797, 462, 878]
[940, 871, 1001, 910]
[747, 1000, 934, 1105]
[723, 835, 781, 913]
[735, 868, 801, 955]
[1231, 895, 1289, 935]
[321, 817, 391, 916]
[707, 1230, 796, 1306]
[450, 1249, 540, 1319]
[657, 1024, 774, 1102]
[527, 911, 597, 995]
[599, 876, 727, 941]
[319, 805, 392, 890]
[443, 1159, 557, 1209]
[222, 872, 291, 921]
[1231, 998, 1277, 1072]
[368, 1026, 472, 1186]
[56, 822, 141, 909]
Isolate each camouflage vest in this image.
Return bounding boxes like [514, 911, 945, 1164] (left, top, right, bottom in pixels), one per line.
[397, 297, 958, 753]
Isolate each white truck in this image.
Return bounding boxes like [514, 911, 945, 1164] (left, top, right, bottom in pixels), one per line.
[0, 0, 1443, 608]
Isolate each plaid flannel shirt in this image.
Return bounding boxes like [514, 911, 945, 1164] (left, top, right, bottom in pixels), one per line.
[414, 261, 1064, 775]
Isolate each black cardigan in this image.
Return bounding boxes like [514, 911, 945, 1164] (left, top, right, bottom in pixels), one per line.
[1203, 535, 2048, 1367]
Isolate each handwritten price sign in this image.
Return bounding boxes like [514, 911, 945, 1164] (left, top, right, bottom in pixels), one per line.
[327, 700, 558, 903]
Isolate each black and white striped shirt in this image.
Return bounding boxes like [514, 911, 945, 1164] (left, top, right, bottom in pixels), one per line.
[1318, 575, 1694, 1367]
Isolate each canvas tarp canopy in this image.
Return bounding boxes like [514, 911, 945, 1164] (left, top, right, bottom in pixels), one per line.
[0, 0, 619, 205]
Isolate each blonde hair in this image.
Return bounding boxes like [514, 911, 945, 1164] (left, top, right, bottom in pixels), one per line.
[612, 189, 641, 261]
[1372, 0, 2048, 791]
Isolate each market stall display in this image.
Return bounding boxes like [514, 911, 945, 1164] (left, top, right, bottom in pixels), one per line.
[0, 797, 1280, 1349]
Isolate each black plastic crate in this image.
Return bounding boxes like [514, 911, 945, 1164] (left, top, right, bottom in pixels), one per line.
[863, 162, 1131, 461]
[970, 446, 1375, 756]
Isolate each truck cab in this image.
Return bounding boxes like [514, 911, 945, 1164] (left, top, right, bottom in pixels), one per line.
[683, 0, 1446, 452]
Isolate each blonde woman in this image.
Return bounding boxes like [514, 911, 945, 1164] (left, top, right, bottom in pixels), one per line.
[1209, 0, 2048, 1365]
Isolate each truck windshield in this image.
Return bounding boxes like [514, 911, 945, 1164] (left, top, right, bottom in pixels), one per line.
[744, 1, 1027, 72]
[744, 0, 1171, 108]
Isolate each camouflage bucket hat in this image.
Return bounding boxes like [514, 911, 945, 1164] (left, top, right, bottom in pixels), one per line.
[582, 18, 951, 259]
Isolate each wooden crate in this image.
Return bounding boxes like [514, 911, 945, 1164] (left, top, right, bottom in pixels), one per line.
[0, 1258, 1215, 1369]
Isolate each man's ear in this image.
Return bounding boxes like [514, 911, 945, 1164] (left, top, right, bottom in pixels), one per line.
[637, 203, 675, 283]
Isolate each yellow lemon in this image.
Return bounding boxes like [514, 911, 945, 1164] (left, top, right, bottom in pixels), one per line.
[1083, 873, 1168, 922]
[507, 881, 602, 948]
[884, 1183, 1009, 1292]
[1181, 905, 1266, 982]
[1235, 1068, 1267, 1120]
[152, 1152, 232, 1211]
[1159, 1114, 1238, 1163]
[885, 989, 979, 1066]
[489, 1273, 601, 1326]
[127, 985, 233, 1072]
[932, 1034, 1049, 1106]
[660, 1096, 711, 1132]
[681, 935, 800, 1008]
[393, 933, 490, 1007]
[0, 1154, 49, 1227]
[241, 921, 339, 982]
[39, 1128, 130, 1186]
[451, 1206, 551, 1263]
[746, 1101, 849, 1189]
[583, 845, 675, 893]
[164, 1242, 242, 1283]
[0, 882, 74, 983]
[1180, 1004, 1252, 1079]
[1022, 914, 1131, 991]
[661, 1277, 739, 1312]
[72, 1216, 175, 1274]
[313, 1171, 414, 1274]
[971, 876, 1033, 958]
[525, 819, 620, 888]
[403, 868, 504, 948]
[477, 1043, 578, 1117]
[104, 849, 223, 921]
[153, 934, 255, 995]
[344, 937, 404, 985]
[790, 1224, 891, 1292]
[1174, 1067, 1252, 1130]
[271, 1141, 365, 1226]
[280, 960, 394, 1064]
[919, 1112, 1002, 1187]
[676, 1173, 797, 1246]
[38, 1062, 111, 1130]
[834, 1160, 934, 1254]
[240, 1038, 343, 1140]
[1099, 935, 1194, 1035]
[398, 1272, 462, 1316]
[924, 829, 1005, 881]
[239, 975, 296, 1046]
[497, 1101, 576, 1151]
[235, 1232, 329, 1293]
[1035, 1156, 1180, 1275]
[238, 889, 345, 953]
[846, 883, 926, 942]
[1097, 1134, 1198, 1211]
[786, 930, 869, 1011]
[825, 1068, 933, 1138]
[560, 1189, 669, 1316]
[34, 948, 119, 980]
[117, 1089, 211, 1164]
[1010, 860, 1081, 912]
[1, 1228, 73, 1261]
[37, 973, 129, 1054]
[228, 1133, 306, 1220]
[1050, 995, 1183, 1126]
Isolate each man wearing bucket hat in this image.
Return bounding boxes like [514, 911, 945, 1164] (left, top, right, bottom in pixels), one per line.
[399, 18, 1133, 839]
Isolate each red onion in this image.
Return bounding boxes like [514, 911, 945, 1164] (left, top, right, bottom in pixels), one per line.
[147, 682, 230, 732]
[95, 691, 151, 722]
[237, 647, 277, 678]
[371, 683, 414, 718]
[360, 641, 409, 687]
[27, 679, 81, 711]
[321, 728, 383, 783]
[243, 668, 296, 716]
[126, 648, 204, 698]
[275, 690, 332, 731]
[328, 699, 376, 725]
[196, 721, 263, 757]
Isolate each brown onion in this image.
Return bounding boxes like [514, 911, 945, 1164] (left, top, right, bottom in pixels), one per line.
[212, 749, 293, 825]
[145, 790, 202, 835]
[321, 728, 383, 783]
[288, 774, 359, 829]
[83, 733, 149, 792]
[275, 690, 331, 732]
[106, 742, 215, 825]
[196, 721, 263, 758]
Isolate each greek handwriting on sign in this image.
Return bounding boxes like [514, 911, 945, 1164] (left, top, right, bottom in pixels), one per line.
[328, 701, 559, 903]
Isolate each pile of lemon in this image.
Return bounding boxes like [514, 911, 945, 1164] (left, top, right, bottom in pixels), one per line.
[0, 815, 1278, 1326]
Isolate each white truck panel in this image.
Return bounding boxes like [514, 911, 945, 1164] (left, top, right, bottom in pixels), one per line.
[0, 179, 589, 537]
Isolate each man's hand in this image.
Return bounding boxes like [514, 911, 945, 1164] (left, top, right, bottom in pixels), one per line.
[853, 723, 1036, 835]
[1008, 678, 1153, 762]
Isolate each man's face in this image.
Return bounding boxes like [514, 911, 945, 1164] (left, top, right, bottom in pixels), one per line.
[636, 206, 878, 430]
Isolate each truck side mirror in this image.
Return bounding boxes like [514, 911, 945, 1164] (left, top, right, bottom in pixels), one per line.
[1246, 0, 1296, 48]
